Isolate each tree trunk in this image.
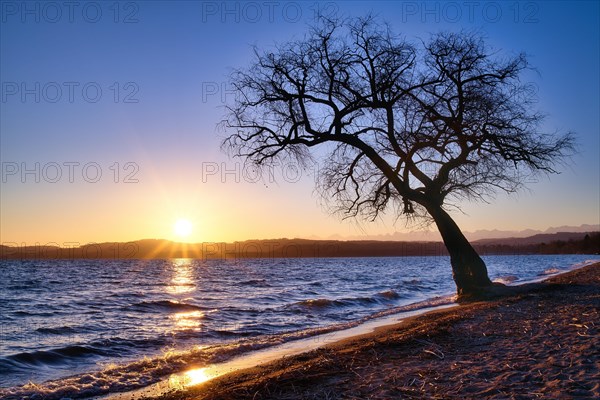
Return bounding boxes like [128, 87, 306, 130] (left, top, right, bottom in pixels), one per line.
[427, 205, 493, 296]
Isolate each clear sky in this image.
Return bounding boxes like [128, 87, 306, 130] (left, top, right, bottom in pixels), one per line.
[1, 1, 598, 245]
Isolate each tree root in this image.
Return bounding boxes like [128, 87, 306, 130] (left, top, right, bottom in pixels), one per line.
[457, 282, 548, 303]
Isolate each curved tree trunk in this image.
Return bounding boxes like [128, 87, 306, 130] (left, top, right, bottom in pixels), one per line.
[427, 205, 493, 295]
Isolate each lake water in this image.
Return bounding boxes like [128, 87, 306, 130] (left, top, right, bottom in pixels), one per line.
[0, 254, 597, 399]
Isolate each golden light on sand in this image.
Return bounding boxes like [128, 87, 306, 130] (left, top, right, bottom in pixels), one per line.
[173, 219, 193, 239]
[167, 361, 219, 390]
[184, 367, 212, 386]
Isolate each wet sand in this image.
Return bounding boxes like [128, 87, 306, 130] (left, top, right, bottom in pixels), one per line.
[141, 262, 600, 400]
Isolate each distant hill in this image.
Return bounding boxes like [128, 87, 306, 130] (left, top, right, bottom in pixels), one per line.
[1, 232, 598, 260]
[473, 232, 599, 255]
[472, 231, 596, 246]
[333, 224, 600, 242]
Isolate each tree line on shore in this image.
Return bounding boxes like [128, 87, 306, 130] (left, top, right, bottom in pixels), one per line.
[1, 232, 597, 260]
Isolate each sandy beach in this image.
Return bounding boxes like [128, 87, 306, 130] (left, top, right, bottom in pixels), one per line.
[142, 262, 600, 400]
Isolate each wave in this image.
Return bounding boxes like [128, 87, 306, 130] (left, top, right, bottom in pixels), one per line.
[11, 310, 57, 317]
[493, 275, 519, 285]
[0, 339, 281, 399]
[0, 295, 456, 400]
[569, 259, 599, 269]
[0, 335, 177, 377]
[539, 267, 562, 276]
[367, 294, 456, 320]
[130, 300, 205, 312]
[290, 290, 402, 310]
[239, 279, 271, 287]
[377, 290, 401, 299]
[13, 345, 106, 364]
[295, 298, 338, 308]
[35, 326, 79, 335]
[5, 280, 41, 290]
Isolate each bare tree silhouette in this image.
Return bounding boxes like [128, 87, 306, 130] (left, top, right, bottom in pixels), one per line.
[221, 16, 574, 296]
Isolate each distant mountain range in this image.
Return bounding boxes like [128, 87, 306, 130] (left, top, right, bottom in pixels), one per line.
[1, 228, 598, 259]
[322, 224, 600, 242]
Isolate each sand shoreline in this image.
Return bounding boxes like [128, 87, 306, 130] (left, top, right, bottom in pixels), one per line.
[135, 262, 600, 400]
[101, 302, 459, 400]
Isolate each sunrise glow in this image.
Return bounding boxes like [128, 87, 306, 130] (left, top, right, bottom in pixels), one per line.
[0, 3, 597, 246]
[173, 219, 193, 239]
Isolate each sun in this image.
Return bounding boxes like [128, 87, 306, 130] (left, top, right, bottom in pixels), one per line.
[173, 219, 193, 239]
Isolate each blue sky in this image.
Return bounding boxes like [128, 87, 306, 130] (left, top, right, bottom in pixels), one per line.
[1, 1, 598, 244]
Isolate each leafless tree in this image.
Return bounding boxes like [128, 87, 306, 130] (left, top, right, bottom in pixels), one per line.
[221, 16, 574, 296]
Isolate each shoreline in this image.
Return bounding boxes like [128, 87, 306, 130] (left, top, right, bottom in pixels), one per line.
[111, 262, 599, 400]
[1, 259, 597, 399]
[99, 302, 459, 400]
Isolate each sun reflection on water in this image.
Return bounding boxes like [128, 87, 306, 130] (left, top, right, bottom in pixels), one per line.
[167, 258, 196, 294]
[165, 258, 204, 333]
[171, 310, 204, 330]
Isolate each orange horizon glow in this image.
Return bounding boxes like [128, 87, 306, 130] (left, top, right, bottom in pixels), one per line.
[0, 161, 597, 245]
